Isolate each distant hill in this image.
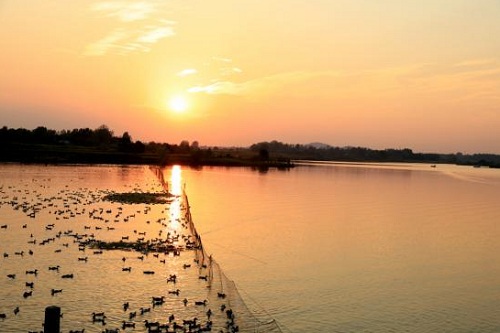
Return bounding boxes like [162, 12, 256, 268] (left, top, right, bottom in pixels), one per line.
[305, 142, 331, 149]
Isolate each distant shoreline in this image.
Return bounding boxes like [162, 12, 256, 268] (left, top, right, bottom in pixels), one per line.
[2, 141, 499, 169]
[1, 126, 499, 168]
[0, 142, 294, 170]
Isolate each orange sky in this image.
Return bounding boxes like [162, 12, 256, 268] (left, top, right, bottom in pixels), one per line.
[1, 1, 500, 153]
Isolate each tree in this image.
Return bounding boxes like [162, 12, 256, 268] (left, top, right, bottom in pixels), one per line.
[259, 148, 269, 161]
[119, 132, 133, 152]
[32, 126, 56, 144]
[179, 140, 190, 153]
[121, 132, 132, 145]
[94, 125, 113, 145]
[133, 141, 146, 153]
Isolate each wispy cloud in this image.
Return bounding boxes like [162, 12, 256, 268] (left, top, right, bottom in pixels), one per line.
[211, 56, 232, 63]
[177, 69, 198, 77]
[179, 57, 245, 94]
[187, 71, 335, 96]
[220, 67, 243, 77]
[86, 1, 175, 56]
[91, 1, 156, 22]
[84, 29, 128, 56]
[186, 59, 500, 106]
[188, 81, 244, 95]
[136, 24, 175, 44]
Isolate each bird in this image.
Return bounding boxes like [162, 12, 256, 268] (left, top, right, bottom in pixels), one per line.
[168, 289, 180, 296]
[51, 289, 63, 296]
[128, 311, 136, 320]
[139, 307, 151, 315]
[123, 302, 130, 311]
[121, 321, 135, 329]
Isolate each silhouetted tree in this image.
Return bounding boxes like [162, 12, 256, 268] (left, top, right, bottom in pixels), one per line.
[119, 132, 133, 152]
[32, 126, 57, 144]
[94, 125, 113, 145]
[179, 140, 190, 153]
[259, 148, 269, 161]
[133, 141, 146, 153]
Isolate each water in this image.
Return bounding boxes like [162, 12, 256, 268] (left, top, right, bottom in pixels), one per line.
[180, 162, 500, 332]
[0, 164, 248, 333]
[1, 163, 500, 332]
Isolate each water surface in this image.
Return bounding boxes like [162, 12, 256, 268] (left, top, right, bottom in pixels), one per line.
[180, 162, 500, 332]
[1, 163, 499, 332]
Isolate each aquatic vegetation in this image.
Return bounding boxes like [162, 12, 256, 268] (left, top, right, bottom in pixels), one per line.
[102, 192, 175, 204]
[84, 239, 188, 254]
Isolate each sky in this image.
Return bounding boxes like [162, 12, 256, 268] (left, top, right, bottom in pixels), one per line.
[1, 0, 500, 154]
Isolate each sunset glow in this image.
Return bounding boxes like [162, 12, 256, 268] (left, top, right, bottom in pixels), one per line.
[168, 165, 182, 233]
[1, 1, 500, 153]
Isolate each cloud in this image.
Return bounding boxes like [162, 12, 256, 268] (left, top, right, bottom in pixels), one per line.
[187, 71, 336, 96]
[84, 21, 175, 56]
[86, 1, 175, 56]
[91, 1, 156, 22]
[177, 69, 198, 77]
[186, 58, 500, 106]
[188, 81, 244, 95]
[219, 67, 243, 77]
[84, 29, 128, 56]
[211, 56, 232, 63]
[137, 24, 175, 44]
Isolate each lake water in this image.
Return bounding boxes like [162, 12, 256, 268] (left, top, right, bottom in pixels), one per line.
[180, 162, 500, 332]
[1, 163, 500, 332]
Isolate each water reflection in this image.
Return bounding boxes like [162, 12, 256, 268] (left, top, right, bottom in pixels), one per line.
[167, 165, 182, 235]
[170, 165, 183, 196]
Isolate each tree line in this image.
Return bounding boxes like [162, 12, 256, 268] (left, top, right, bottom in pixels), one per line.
[250, 140, 500, 168]
[1, 125, 499, 168]
[0, 125, 199, 154]
[0, 125, 204, 165]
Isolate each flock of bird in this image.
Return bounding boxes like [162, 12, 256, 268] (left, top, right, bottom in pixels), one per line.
[0, 167, 243, 333]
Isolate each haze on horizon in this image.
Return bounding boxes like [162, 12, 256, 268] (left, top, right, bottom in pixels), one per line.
[1, 1, 500, 154]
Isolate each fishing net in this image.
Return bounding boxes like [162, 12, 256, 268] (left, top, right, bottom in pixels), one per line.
[153, 166, 284, 332]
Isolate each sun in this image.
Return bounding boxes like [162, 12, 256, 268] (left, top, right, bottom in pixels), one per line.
[168, 95, 188, 113]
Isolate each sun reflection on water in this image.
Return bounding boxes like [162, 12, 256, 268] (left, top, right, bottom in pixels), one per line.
[168, 165, 183, 235]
